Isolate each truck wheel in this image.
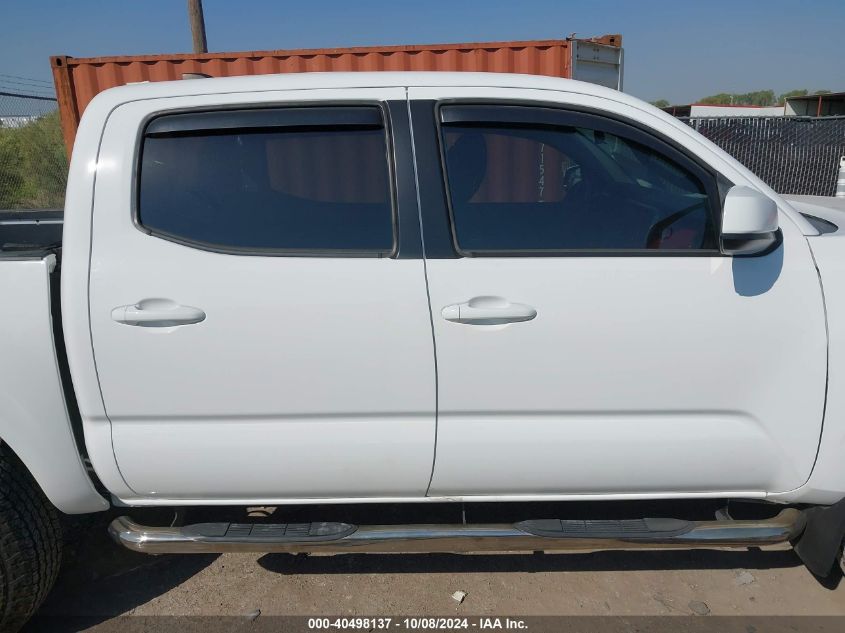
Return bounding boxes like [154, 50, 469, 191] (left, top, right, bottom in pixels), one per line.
[0, 447, 62, 632]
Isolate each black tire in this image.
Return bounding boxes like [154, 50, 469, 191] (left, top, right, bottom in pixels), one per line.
[839, 539, 845, 576]
[0, 446, 62, 633]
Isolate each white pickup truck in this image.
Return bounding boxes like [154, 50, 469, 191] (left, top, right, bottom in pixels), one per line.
[2, 71, 845, 630]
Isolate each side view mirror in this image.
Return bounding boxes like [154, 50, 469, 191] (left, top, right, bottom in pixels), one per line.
[720, 186, 780, 256]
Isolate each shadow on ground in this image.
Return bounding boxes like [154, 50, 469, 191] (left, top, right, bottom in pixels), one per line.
[25, 500, 839, 630]
[26, 511, 219, 632]
[257, 547, 807, 576]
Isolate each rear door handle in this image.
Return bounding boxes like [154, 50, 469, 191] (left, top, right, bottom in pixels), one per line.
[441, 296, 537, 325]
[111, 298, 206, 327]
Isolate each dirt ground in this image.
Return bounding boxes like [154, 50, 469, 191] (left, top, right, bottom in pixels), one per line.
[24, 505, 845, 631]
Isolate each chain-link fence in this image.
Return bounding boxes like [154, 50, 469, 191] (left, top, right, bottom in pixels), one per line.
[0, 91, 67, 210]
[681, 115, 845, 197]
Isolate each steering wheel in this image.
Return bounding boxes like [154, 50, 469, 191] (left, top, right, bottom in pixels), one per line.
[645, 201, 707, 249]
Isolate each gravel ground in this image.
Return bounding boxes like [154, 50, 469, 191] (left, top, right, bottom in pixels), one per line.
[23, 505, 845, 631]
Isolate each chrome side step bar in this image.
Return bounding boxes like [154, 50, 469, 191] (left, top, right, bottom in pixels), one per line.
[110, 509, 805, 554]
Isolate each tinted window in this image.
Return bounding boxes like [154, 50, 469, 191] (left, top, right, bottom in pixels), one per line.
[441, 123, 716, 253]
[138, 110, 394, 254]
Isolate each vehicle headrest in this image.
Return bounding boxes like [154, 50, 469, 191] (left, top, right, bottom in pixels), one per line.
[446, 132, 487, 204]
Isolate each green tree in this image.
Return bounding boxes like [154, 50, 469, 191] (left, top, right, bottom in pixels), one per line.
[0, 111, 67, 209]
[698, 92, 734, 105]
[650, 99, 670, 108]
[698, 90, 776, 106]
[744, 90, 776, 106]
[0, 130, 27, 209]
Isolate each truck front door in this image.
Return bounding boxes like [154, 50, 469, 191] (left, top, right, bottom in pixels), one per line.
[408, 93, 827, 498]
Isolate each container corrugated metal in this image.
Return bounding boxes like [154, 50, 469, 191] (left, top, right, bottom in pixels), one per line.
[50, 34, 621, 154]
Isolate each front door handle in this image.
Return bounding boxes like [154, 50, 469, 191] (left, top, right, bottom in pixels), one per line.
[111, 298, 206, 327]
[441, 296, 537, 325]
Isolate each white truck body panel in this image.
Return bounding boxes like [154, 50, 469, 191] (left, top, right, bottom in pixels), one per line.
[86, 88, 437, 500]
[0, 255, 107, 513]
[771, 195, 845, 504]
[35, 72, 838, 508]
[423, 255, 824, 497]
[777, 230, 845, 503]
[410, 85, 826, 498]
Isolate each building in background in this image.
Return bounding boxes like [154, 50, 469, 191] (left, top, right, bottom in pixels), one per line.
[662, 104, 785, 117]
[785, 92, 845, 116]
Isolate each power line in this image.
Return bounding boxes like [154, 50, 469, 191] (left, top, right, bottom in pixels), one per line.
[0, 89, 57, 99]
[0, 87, 55, 98]
[0, 73, 53, 86]
[0, 75, 53, 85]
[0, 81, 55, 95]
[0, 90, 57, 102]
[0, 77, 55, 92]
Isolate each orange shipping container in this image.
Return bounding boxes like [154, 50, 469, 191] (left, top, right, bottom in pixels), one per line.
[51, 34, 622, 154]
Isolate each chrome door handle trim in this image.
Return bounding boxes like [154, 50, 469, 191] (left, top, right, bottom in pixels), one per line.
[441, 296, 537, 325]
[111, 299, 206, 327]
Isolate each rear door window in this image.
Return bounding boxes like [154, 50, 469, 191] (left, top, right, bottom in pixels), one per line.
[138, 106, 395, 255]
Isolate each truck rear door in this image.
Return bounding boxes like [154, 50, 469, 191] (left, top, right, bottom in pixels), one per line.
[88, 90, 436, 501]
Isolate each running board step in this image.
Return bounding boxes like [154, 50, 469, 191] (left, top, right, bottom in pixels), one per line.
[183, 521, 356, 541]
[109, 509, 805, 554]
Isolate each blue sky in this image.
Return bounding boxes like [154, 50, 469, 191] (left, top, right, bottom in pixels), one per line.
[2, 0, 843, 104]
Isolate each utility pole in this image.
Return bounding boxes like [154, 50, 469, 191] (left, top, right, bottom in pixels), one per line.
[187, 0, 208, 54]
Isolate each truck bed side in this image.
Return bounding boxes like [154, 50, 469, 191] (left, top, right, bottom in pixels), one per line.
[0, 250, 107, 513]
